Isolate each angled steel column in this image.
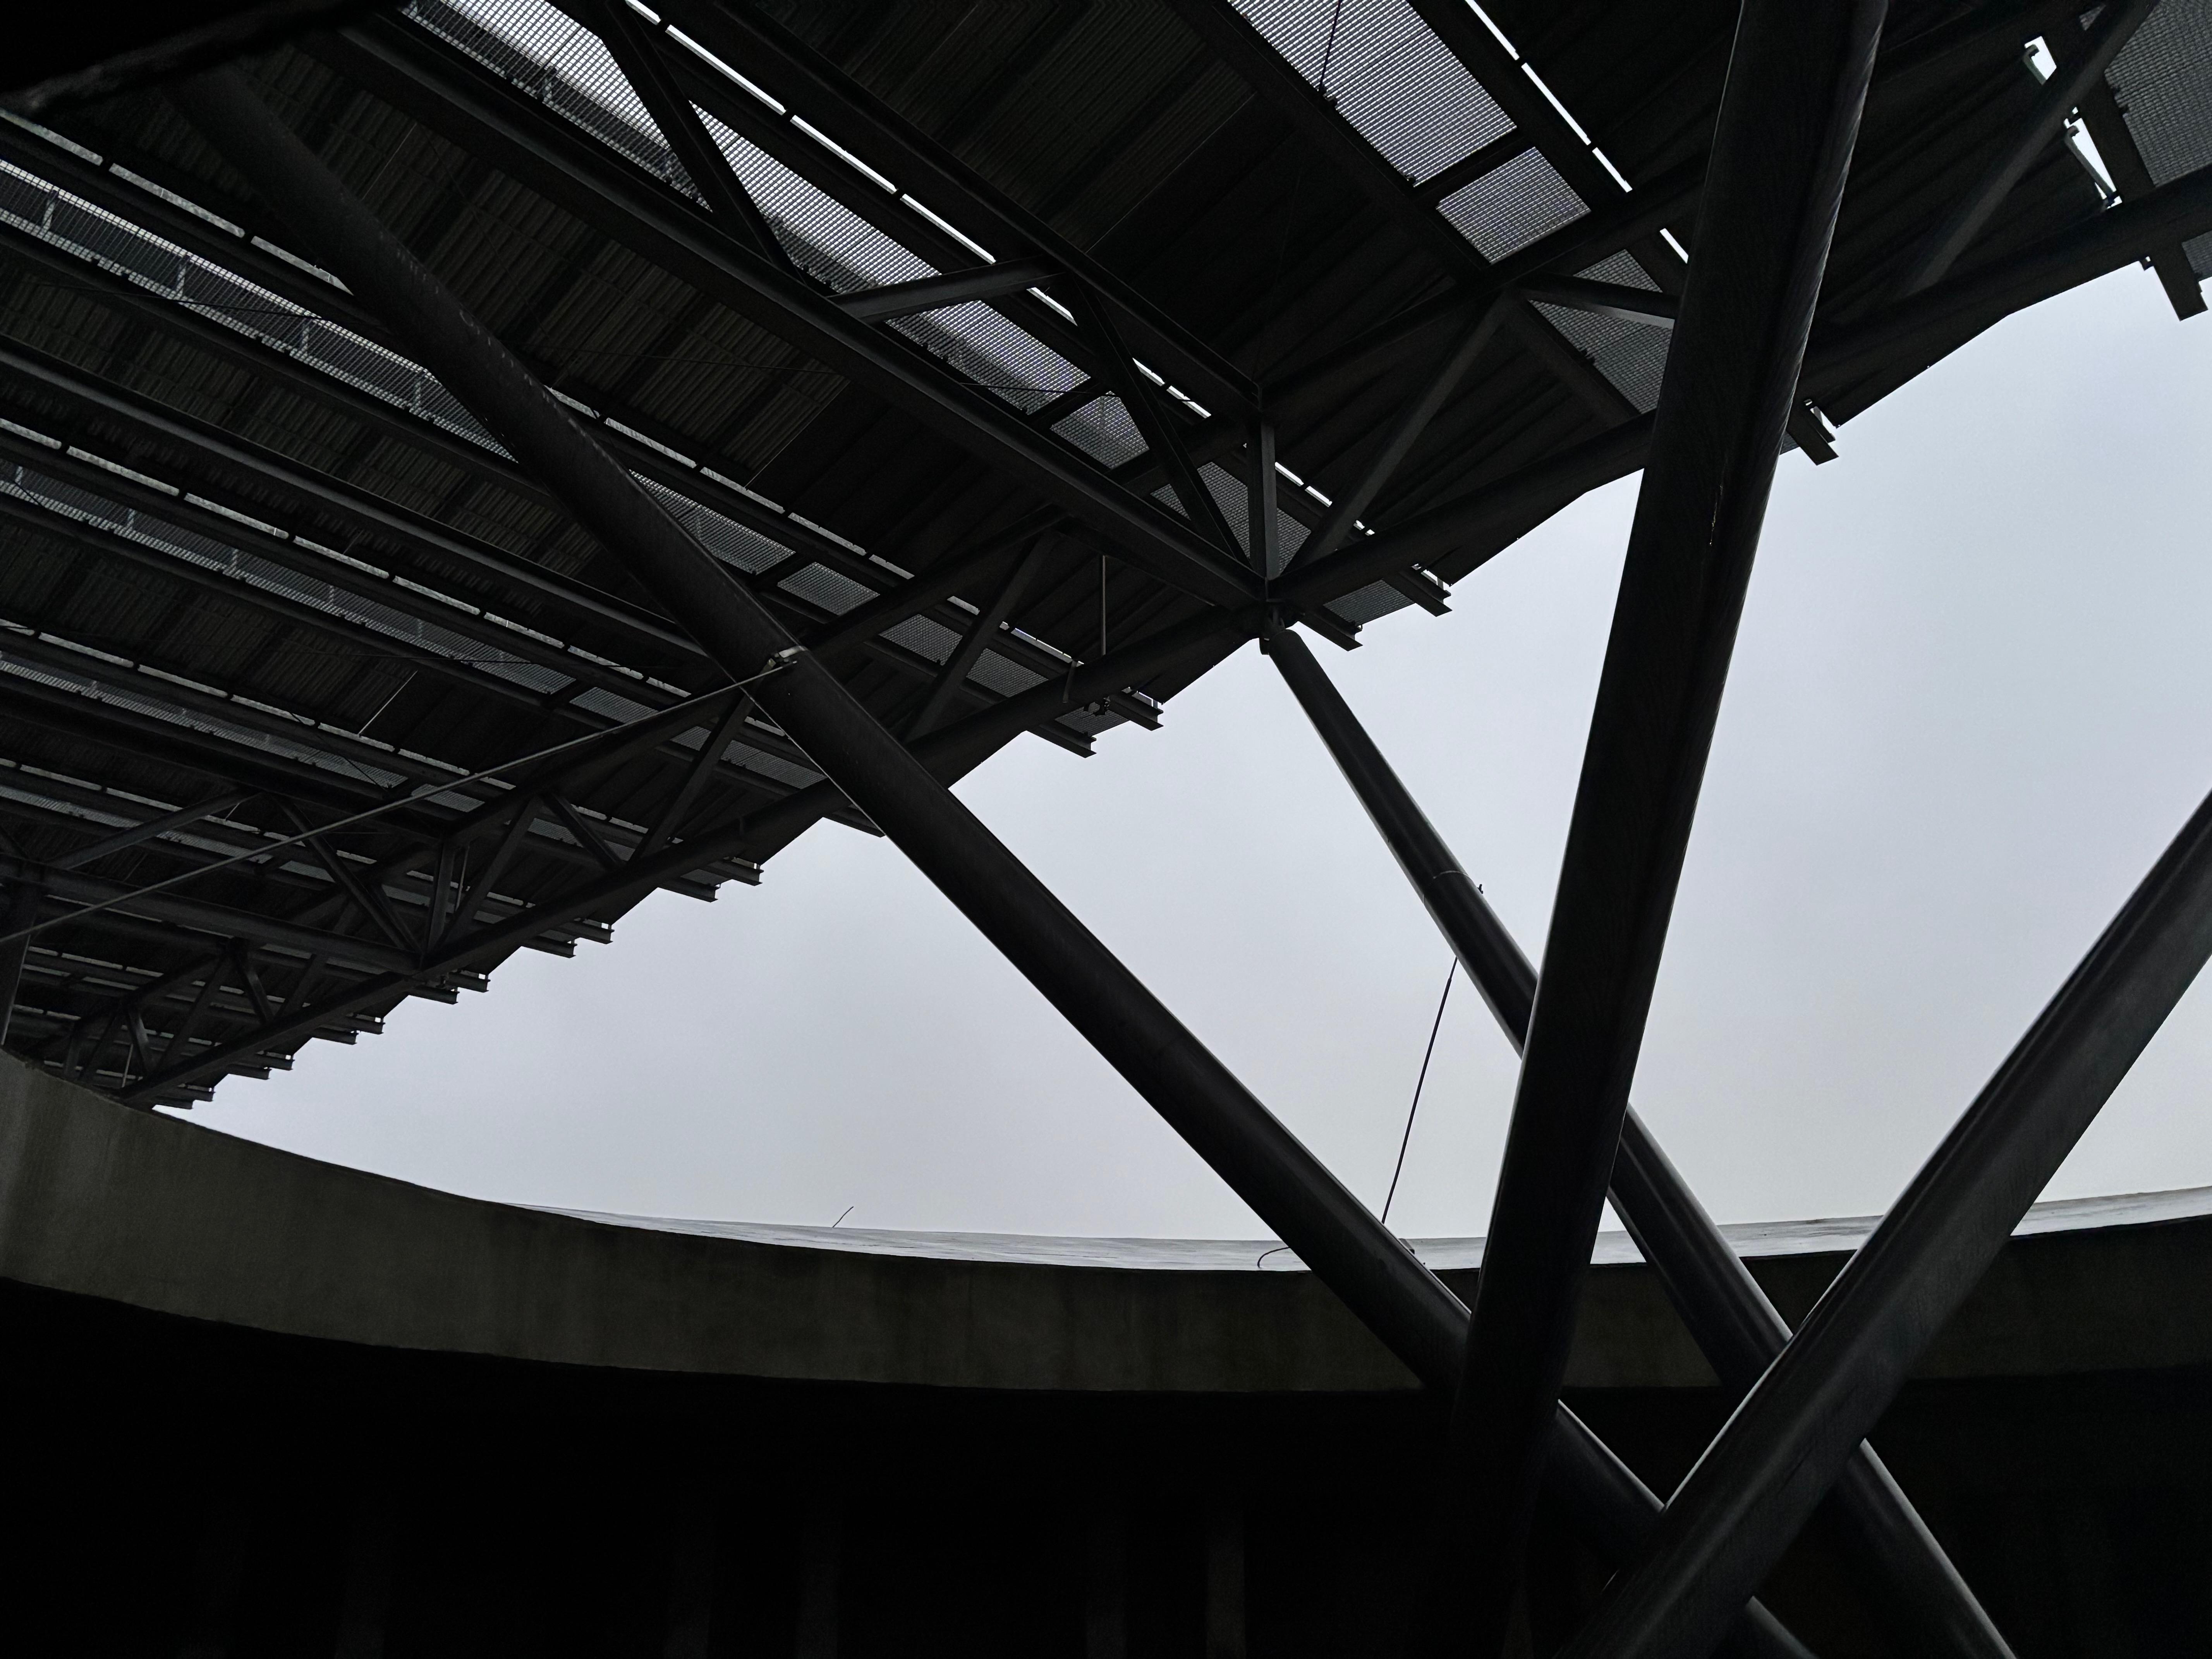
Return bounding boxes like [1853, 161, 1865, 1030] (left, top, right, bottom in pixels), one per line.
[1432, 0, 1887, 1649]
[1266, 624, 2013, 1659]
[1561, 774, 2212, 1659]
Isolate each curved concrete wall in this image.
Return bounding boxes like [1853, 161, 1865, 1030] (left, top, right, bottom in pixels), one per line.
[5, 1053, 2210, 1390]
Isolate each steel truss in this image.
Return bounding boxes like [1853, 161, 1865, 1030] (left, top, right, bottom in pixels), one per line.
[0, 2, 2205, 1651]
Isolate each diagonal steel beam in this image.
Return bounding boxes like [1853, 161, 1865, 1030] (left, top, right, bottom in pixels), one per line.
[1264, 157, 1706, 416]
[0, 334, 693, 665]
[1897, 0, 2157, 294]
[1286, 299, 1507, 575]
[2, 0, 383, 117]
[839, 261, 1059, 323]
[586, 0, 782, 260]
[908, 541, 1049, 740]
[1520, 276, 1681, 328]
[0, 853, 417, 975]
[123, 606, 1254, 1101]
[1156, 0, 1489, 281]
[637, 690, 753, 858]
[1559, 771, 2212, 1659]
[174, 53, 1445, 1389]
[1266, 623, 2015, 1659]
[1063, 282, 1243, 558]
[50, 792, 256, 872]
[1429, 2, 1888, 1649]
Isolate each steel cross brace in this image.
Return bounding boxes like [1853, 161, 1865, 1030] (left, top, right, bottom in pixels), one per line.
[168, 71, 1797, 1654]
[1265, 624, 2014, 1659]
[1558, 772, 2212, 1659]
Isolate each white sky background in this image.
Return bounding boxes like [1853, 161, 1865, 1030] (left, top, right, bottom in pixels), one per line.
[180, 261, 2212, 1241]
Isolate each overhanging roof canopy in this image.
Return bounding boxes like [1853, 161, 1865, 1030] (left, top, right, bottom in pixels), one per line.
[0, 0, 2207, 1108]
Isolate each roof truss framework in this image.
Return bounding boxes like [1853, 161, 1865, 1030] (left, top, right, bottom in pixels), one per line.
[0, 2, 2209, 1650]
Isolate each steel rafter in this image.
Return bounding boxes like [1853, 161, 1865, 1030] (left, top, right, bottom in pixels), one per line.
[647, 0, 1258, 419]
[1430, 3, 1888, 1650]
[1897, 0, 2157, 293]
[314, 13, 1262, 613]
[839, 261, 1059, 323]
[1265, 623, 2014, 1659]
[0, 330, 1104, 747]
[907, 540, 1049, 741]
[3, 0, 384, 117]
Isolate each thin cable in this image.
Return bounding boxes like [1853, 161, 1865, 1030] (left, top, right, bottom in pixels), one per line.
[1316, 0, 1352, 95]
[1381, 957, 1455, 1227]
[0, 662, 795, 950]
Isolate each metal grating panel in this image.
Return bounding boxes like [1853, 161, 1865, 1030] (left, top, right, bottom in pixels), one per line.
[0, 158, 499, 450]
[1230, 0, 1514, 184]
[1325, 576, 1412, 625]
[638, 477, 797, 573]
[883, 613, 961, 664]
[776, 561, 877, 616]
[0, 649, 410, 788]
[887, 300, 1085, 415]
[692, 105, 936, 292]
[1437, 145, 1587, 259]
[969, 648, 1046, 697]
[1530, 251, 1669, 414]
[1054, 393, 1146, 467]
[410, 0, 702, 199]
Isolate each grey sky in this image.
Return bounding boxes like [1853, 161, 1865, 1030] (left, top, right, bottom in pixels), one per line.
[184, 263, 2212, 1242]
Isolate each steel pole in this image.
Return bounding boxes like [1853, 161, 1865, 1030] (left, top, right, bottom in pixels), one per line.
[1267, 624, 2012, 1659]
[1431, 0, 1888, 1646]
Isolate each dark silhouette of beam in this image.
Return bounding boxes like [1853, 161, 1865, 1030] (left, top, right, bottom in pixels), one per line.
[1427, 0, 1889, 1647]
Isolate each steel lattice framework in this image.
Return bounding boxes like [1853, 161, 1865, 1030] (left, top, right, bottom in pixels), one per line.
[5, 2, 2212, 1656]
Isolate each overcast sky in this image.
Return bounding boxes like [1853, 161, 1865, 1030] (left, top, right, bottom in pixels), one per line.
[179, 262, 2212, 1243]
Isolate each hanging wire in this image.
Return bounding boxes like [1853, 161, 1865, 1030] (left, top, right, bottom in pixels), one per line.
[1316, 0, 1352, 95]
[1381, 956, 1456, 1226]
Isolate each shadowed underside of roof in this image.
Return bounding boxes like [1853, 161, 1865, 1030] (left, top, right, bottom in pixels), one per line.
[0, 0, 2206, 1108]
